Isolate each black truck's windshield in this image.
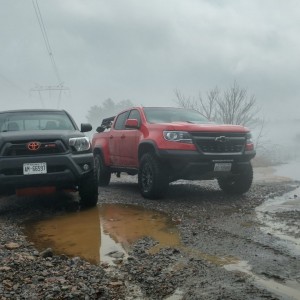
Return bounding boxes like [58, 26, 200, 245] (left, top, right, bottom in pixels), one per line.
[0, 111, 76, 132]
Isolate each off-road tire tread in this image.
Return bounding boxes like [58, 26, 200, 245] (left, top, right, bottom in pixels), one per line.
[138, 153, 169, 199]
[218, 163, 253, 195]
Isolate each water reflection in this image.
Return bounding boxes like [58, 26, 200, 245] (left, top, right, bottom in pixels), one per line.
[256, 160, 300, 255]
[256, 185, 300, 255]
[99, 203, 181, 253]
[24, 203, 181, 264]
[24, 207, 101, 264]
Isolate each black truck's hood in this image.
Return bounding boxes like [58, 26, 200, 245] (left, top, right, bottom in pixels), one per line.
[0, 130, 86, 145]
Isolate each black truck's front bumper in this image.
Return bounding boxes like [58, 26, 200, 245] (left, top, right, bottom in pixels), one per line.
[0, 152, 95, 193]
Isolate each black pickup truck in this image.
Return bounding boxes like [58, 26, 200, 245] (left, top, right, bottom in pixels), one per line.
[0, 109, 98, 207]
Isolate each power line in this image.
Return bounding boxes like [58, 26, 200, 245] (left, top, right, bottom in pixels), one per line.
[32, 0, 62, 85]
[30, 84, 70, 109]
[31, 0, 70, 108]
[30, 84, 70, 92]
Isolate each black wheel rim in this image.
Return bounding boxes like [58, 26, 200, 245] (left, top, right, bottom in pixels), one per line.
[227, 178, 236, 186]
[141, 162, 153, 193]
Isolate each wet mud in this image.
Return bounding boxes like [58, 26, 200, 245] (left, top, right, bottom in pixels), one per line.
[1, 162, 300, 299]
[23, 204, 181, 265]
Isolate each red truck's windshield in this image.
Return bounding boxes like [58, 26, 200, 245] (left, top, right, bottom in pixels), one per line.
[143, 107, 211, 124]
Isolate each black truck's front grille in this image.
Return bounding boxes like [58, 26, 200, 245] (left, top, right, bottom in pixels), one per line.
[2, 140, 67, 156]
[190, 132, 246, 154]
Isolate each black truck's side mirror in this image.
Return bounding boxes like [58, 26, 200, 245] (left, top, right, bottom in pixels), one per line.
[81, 123, 92, 132]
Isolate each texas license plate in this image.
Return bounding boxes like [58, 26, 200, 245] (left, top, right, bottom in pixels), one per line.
[23, 162, 47, 175]
[214, 163, 232, 172]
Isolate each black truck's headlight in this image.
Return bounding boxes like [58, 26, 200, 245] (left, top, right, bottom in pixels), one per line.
[69, 137, 90, 152]
[163, 131, 192, 143]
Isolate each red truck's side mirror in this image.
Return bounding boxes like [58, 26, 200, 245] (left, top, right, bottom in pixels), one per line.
[125, 119, 139, 129]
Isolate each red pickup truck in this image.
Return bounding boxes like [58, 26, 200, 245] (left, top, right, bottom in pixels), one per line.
[91, 107, 256, 199]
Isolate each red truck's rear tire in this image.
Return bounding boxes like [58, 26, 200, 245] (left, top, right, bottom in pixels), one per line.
[95, 154, 111, 186]
[138, 153, 169, 199]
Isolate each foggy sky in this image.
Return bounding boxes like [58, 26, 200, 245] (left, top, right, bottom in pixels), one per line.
[1, 0, 299, 124]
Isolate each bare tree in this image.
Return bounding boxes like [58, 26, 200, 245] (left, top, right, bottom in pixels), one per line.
[174, 87, 220, 120]
[204, 87, 220, 121]
[216, 81, 259, 127]
[175, 81, 260, 127]
[253, 117, 266, 150]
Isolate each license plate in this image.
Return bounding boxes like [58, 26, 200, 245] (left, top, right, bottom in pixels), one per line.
[214, 162, 232, 172]
[23, 162, 47, 175]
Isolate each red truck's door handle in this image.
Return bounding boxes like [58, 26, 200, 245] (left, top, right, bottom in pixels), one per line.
[110, 135, 113, 139]
[121, 135, 125, 139]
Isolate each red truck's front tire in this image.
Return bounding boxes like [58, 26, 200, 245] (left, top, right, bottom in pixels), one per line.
[218, 163, 253, 195]
[138, 153, 169, 199]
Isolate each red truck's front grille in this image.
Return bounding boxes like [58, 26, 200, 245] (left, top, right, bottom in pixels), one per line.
[2, 140, 67, 156]
[191, 132, 246, 154]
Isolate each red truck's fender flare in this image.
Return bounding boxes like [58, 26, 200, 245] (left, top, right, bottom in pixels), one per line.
[138, 140, 159, 161]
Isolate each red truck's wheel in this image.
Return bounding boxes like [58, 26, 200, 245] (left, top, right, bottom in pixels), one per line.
[138, 153, 169, 199]
[218, 163, 253, 195]
[95, 154, 111, 186]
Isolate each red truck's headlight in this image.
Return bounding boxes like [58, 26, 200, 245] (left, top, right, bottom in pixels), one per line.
[245, 133, 254, 151]
[163, 131, 192, 143]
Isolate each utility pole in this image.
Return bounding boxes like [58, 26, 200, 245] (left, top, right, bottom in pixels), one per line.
[30, 83, 70, 109]
[31, 0, 70, 109]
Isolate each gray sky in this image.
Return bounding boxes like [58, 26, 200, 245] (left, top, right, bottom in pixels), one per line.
[1, 0, 299, 124]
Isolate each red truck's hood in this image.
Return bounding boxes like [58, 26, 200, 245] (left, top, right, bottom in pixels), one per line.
[149, 122, 249, 133]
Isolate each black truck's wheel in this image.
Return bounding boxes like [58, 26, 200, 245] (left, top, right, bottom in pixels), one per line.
[138, 153, 169, 199]
[218, 163, 253, 195]
[95, 154, 111, 186]
[78, 171, 98, 207]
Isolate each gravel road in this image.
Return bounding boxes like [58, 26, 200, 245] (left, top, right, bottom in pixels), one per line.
[0, 167, 299, 299]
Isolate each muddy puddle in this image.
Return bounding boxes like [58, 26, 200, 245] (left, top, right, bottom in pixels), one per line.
[23, 203, 181, 265]
[256, 185, 300, 254]
[225, 260, 300, 300]
[256, 160, 300, 255]
[220, 160, 300, 299]
[251, 160, 300, 299]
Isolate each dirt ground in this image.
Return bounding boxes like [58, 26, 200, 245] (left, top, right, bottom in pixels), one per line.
[0, 166, 300, 299]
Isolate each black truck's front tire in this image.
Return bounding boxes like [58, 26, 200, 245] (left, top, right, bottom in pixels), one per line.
[95, 154, 111, 186]
[138, 153, 169, 199]
[78, 171, 98, 207]
[218, 163, 253, 195]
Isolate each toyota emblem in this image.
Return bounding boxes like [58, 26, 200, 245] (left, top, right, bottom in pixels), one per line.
[27, 141, 41, 151]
